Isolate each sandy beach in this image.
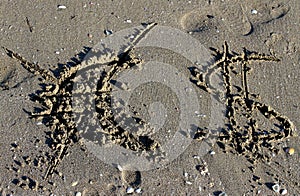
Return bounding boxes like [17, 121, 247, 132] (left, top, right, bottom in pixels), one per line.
[0, 0, 299, 195]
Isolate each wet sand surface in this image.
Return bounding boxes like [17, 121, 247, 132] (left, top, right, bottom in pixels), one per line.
[0, 0, 299, 195]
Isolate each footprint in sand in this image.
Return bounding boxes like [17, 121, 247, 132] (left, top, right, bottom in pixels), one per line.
[249, 0, 290, 24]
[121, 170, 142, 187]
[180, 7, 224, 36]
[180, 0, 290, 37]
[0, 57, 17, 90]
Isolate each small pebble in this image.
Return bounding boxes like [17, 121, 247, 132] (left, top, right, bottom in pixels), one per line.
[71, 181, 78, 187]
[125, 19, 132, 23]
[286, 147, 295, 155]
[272, 184, 280, 193]
[209, 150, 215, 155]
[104, 29, 113, 36]
[251, 9, 258, 14]
[57, 5, 67, 9]
[117, 164, 123, 171]
[198, 165, 208, 175]
[55, 51, 60, 54]
[184, 172, 188, 178]
[75, 192, 81, 196]
[135, 188, 142, 193]
[126, 187, 134, 194]
[36, 122, 43, 125]
[193, 155, 200, 159]
[280, 189, 288, 195]
[185, 181, 192, 185]
[218, 192, 227, 196]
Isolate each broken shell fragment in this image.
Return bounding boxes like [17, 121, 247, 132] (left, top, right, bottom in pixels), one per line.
[218, 192, 227, 196]
[209, 150, 215, 155]
[57, 5, 67, 9]
[280, 189, 288, 195]
[196, 164, 208, 175]
[135, 188, 142, 193]
[251, 9, 258, 14]
[104, 29, 113, 36]
[126, 187, 134, 194]
[272, 184, 280, 193]
[75, 192, 82, 196]
[117, 164, 123, 171]
[71, 181, 78, 187]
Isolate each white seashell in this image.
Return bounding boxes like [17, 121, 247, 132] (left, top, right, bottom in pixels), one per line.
[135, 188, 142, 193]
[57, 5, 67, 9]
[280, 189, 288, 195]
[104, 29, 113, 36]
[117, 164, 123, 171]
[126, 187, 134, 194]
[71, 181, 78, 187]
[184, 172, 188, 177]
[75, 192, 82, 196]
[272, 184, 280, 193]
[218, 192, 227, 196]
[251, 9, 258, 14]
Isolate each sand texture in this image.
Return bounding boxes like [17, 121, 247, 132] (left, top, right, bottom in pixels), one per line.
[0, 0, 299, 195]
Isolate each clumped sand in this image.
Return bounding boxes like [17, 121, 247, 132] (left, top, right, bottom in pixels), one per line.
[0, 0, 299, 195]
